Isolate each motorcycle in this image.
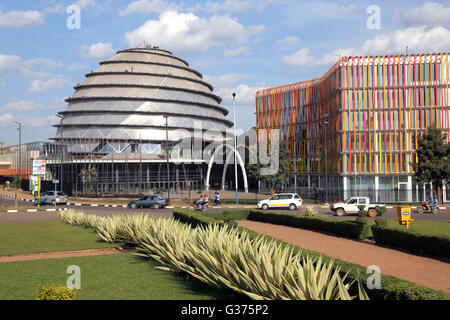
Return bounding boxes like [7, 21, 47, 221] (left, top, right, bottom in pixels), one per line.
[189, 200, 208, 213]
[417, 201, 439, 214]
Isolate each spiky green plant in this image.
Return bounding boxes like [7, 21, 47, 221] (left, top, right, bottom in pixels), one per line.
[302, 207, 318, 217]
[58, 211, 369, 300]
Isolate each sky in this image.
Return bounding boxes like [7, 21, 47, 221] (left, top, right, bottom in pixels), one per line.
[1, 0, 450, 145]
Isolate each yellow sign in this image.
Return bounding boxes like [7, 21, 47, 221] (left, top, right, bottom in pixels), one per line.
[397, 206, 414, 229]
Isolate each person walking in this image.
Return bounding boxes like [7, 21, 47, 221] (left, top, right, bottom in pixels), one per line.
[214, 191, 222, 207]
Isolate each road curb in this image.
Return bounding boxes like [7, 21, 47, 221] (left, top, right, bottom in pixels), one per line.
[1, 193, 447, 210]
[0, 208, 69, 214]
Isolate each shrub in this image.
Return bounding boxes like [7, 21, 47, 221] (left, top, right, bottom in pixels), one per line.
[357, 205, 368, 217]
[247, 210, 371, 240]
[374, 217, 388, 227]
[172, 209, 219, 228]
[355, 217, 369, 225]
[375, 205, 387, 217]
[302, 207, 318, 216]
[36, 284, 75, 300]
[371, 225, 450, 259]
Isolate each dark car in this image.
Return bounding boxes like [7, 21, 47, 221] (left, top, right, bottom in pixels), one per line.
[128, 195, 168, 209]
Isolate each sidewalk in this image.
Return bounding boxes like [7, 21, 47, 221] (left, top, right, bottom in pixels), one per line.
[238, 220, 450, 293]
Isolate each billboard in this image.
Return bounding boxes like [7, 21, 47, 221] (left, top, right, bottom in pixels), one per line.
[32, 160, 46, 176]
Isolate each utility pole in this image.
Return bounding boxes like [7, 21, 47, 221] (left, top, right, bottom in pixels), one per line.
[233, 93, 238, 205]
[56, 115, 64, 193]
[13, 121, 22, 178]
[163, 115, 170, 204]
[323, 114, 329, 203]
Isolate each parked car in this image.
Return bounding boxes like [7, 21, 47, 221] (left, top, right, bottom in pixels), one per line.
[128, 195, 168, 209]
[258, 193, 303, 211]
[330, 197, 385, 217]
[34, 191, 67, 205]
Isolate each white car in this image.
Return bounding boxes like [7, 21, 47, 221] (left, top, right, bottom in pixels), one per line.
[258, 193, 303, 211]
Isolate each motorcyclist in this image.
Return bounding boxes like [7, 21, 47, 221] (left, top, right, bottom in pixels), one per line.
[431, 194, 438, 210]
[202, 194, 209, 207]
[193, 195, 203, 209]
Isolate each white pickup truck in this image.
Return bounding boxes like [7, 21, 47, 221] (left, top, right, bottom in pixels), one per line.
[330, 197, 386, 217]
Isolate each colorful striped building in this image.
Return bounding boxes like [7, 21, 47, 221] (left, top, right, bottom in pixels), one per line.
[256, 53, 450, 203]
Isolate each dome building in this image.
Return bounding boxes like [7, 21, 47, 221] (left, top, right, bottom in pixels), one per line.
[50, 46, 238, 195]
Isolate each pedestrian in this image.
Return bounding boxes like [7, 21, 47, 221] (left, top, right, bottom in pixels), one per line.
[214, 191, 221, 207]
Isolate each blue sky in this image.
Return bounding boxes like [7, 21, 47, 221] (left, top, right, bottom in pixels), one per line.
[1, 0, 450, 145]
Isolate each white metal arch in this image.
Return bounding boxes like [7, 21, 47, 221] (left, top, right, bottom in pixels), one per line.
[205, 144, 248, 193]
[221, 143, 254, 190]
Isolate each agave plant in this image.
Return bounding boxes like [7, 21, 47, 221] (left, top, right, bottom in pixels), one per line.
[302, 207, 318, 217]
[59, 211, 369, 300]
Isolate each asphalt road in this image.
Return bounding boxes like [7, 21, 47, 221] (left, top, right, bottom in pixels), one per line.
[1, 196, 449, 223]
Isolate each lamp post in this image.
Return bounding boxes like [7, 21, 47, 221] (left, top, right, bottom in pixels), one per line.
[163, 115, 170, 204]
[323, 114, 329, 203]
[56, 114, 64, 193]
[13, 121, 22, 178]
[233, 93, 238, 205]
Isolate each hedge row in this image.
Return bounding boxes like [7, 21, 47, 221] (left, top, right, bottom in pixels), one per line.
[371, 226, 450, 259]
[172, 209, 219, 228]
[172, 209, 450, 300]
[247, 210, 371, 240]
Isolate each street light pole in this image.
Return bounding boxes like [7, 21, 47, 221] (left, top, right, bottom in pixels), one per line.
[56, 115, 64, 193]
[323, 114, 329, 203]
[233, 93, 238, 205]
[163, 115, 170, 204]
[13, 121, 22, 178]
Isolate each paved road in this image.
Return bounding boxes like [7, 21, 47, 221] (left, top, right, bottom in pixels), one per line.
[1, 196, 449, 223]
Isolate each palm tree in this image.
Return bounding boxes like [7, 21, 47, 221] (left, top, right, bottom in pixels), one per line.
[79, 167, 98, 195]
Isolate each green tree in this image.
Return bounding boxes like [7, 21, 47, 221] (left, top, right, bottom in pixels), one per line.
[79, 166, 98, 194]
[411, 125, 450, 205]
[249, 142, 291, 195]
[12, 175, 22, 189]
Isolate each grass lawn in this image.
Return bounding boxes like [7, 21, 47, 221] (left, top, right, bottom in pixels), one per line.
[204, 209, 450, 239]
[0, 221, 116, 256]
[0, 253, 237, 300]
[383, 219, 450, 238]
[0, 205, 36, 210]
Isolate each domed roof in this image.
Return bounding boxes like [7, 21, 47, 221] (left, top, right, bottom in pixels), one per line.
[55, 46, 232, 142]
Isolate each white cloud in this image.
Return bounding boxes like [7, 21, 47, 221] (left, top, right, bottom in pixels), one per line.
[29, 75, 72, 93]
[0, 55, 65, 79]
[283, 26, 450, 67]
[24, 58, 63, 70]
[0, 55, 22, 77]
[276, 36, 301, 51]
[224, 46, 251, 57]
[26, 115, 60, 128]
[403, 2, 450, 27]
[205, 73, 251, 89]
[124, 11, 265, 55]
[199, 0, 272, 14]
[1, 99, 61, 113]
[0, 9, 45, 29]
[119, 0, 181, 16]
[80, 42, 115, 60]
[0, 113, 14, 127]
[44, 4, 66, 14]
[205, 73, 261, 106]
[67, 63, 88, 71]
[74, 0, 97, 9]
